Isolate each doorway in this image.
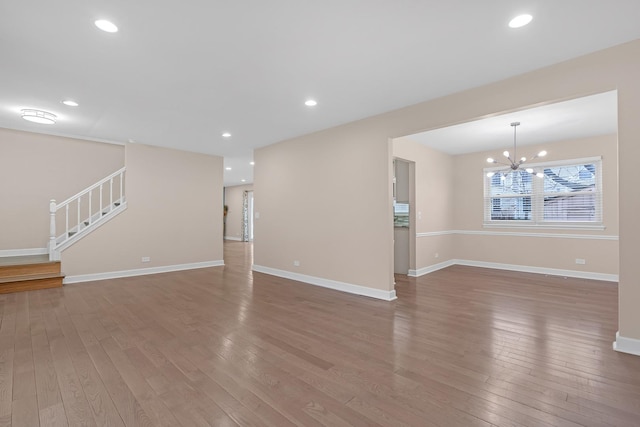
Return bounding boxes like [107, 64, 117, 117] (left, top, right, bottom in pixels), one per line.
[242, 190, 254, 242]
[248, 190, 254, 241]
[393, 158, 414, 275]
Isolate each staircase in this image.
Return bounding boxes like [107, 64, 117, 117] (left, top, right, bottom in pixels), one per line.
[0, 168, 127, 294]
[49, 167, 127, 261]
[0, 255, 63, 294]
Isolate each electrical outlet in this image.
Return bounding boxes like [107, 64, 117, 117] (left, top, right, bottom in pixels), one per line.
[142, 256, 151, 263]
[293, 260, 300, 267]
[575, 258, 586, 265]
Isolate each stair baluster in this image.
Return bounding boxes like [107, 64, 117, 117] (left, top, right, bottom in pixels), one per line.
[48, 199, 56, 256]
[48, 167, 126, 261]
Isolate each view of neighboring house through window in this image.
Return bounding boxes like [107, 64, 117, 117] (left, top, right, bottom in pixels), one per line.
[484, 157, 602, 226]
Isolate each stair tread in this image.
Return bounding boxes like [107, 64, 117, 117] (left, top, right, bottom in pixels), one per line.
[0, 272, 65, 284]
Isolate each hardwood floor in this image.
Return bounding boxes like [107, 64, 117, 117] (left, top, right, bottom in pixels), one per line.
[1, 242, 639, 426]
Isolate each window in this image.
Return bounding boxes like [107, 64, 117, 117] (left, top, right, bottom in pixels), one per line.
[484, 157, 602, 227]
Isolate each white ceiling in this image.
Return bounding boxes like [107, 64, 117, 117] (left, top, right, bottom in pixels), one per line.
[407, 90, 618, 155]
[1, 2, 639, 186]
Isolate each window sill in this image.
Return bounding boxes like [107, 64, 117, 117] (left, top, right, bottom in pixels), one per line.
[483, 222, 606, 231]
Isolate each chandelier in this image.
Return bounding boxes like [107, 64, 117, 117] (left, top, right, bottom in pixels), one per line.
[486, 122, 546, 178]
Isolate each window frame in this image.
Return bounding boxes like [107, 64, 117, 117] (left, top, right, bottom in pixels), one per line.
[483, 156, 604, 230]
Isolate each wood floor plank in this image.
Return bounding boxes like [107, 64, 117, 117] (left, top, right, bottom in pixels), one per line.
[39, 401, 68, 427]
[49, 334, 97, 427]
[85, 339, 153, 427]
[0, 293, 16, 423]
[1, 242, 639, 426]
[0, 338, 14, 424]
[11, 396, 39, 427]
[30, 293, 67, 422]
[99, 337, 180, 427]
[53, 308, 125, 427]
[10, 292, 37, 427]
[193, 372, 292, 427]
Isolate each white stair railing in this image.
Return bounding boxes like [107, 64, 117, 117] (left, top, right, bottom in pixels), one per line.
[48, 167, 126, 260]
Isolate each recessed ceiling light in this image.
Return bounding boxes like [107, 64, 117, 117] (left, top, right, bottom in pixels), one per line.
[509, 14, 533, 28]
[95, 19, 118, 33]
[21, 109, 56, 124]
[225, 167, 232, 170]
[62, 100, 79, 107]
[305, 99, 317, 107]
[250, 161, 255, 166]
[222, 132, 231, 138]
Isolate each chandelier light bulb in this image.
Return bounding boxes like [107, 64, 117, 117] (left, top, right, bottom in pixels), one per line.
[486, 172, 495, 177]
[503, 151, 510, 158]
[538, 150, 547, 157]
[500, 174, 506, 181]
[536, 172, 544, 178]
[525, 168, 534, 174]
[487, 157, 494, 163]
[520, 157, 527, 162]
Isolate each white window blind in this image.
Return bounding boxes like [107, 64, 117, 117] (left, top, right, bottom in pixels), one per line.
[484, 157, 602, 226]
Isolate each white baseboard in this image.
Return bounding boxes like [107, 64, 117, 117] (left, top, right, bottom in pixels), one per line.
[452, 259, 618, 282]
[64, 260, 225, 284]
[407, 258, 618, 282]
[408, 260, 456, 277]
[0, 248, 48, 257]
[252, 264, 397, 301]
[613, 332, 640, 356]
[224, 236, 243, 241]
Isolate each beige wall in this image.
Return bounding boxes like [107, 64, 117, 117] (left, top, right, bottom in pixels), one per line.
[255, 39, 640, 341]
[393, 137, 456, 270]
[62, 143, 224, 276]
[254, 124, 395, 292]
[393, 134, 618, 276]
[453, 134, 618, 233]
[0, 128, 124, 251]
[452, 134, 618, 274]
[224, 184, 253, 240]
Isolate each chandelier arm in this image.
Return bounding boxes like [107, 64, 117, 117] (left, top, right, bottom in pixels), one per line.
[491, 160, 510, 167]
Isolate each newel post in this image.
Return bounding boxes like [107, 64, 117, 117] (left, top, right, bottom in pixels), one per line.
[49, 199, 56, 260]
